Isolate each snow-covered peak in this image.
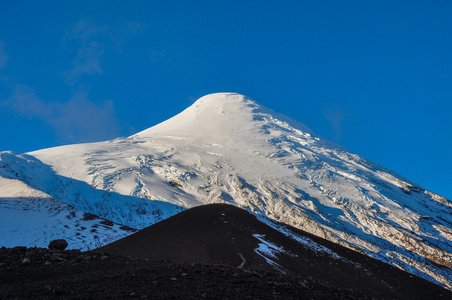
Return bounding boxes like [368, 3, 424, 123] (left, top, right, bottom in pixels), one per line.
[134, 92, 315, 149]
[134, 93, 258, 140]
[194, 92, 251, 105]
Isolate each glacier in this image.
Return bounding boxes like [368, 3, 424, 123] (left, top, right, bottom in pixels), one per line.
[1, 93, 451, 288]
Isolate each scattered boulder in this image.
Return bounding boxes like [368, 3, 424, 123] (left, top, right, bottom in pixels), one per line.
[48, 239, 68, 250]
[21, 257, 30, 264]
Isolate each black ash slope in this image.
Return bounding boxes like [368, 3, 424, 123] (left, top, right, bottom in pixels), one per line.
[1, 246, 369, 300]
[94, 204, 449, 299]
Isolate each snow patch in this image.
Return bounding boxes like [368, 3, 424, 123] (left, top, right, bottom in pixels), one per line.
[253, 234, 289, 271]
[256, 215, 342, 260]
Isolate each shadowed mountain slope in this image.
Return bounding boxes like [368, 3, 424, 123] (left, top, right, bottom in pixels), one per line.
[94, 204, 450, 299]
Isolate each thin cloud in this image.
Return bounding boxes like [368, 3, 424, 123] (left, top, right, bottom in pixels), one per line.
[53, 92, 119, 143]
[65, 41, 104, 85]
[64, 20, 107, 84]
[150, 50, 166, 63]
[6, 85, 121, 144]
[122, 22, 148, 35]
[68, 19, 108, 43]
[6, 85, 51, 118]
[111, 22, 148, 52]
[0, 42, 7, 70]
[63, 20, 147, 83]
[323, 107, 351, 141]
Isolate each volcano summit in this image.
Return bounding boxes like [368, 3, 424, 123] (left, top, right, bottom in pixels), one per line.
[1, 93, 451, 288]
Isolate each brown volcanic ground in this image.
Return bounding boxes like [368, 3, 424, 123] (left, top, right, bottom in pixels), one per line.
[1, 204, 451, 299]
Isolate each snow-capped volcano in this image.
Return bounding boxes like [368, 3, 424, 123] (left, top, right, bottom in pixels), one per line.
[1, 93, 451, 288]
[135, 93, 314, 145]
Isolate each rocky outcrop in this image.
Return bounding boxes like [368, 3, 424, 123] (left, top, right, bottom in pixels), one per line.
[48, 239, 68, 251]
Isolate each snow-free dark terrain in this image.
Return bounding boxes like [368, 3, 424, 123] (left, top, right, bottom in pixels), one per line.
[1, 204, 450, 299]
[94, 204, 449, 299]
[1, 93, 451, 289]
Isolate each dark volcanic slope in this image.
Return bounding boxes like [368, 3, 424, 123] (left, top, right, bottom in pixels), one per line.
[95, 203, 272, 268]
[94, 204, 450, 299]
[0, 247, 372, 300]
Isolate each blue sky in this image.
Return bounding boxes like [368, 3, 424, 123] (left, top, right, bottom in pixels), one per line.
[0, 1, 451, 199]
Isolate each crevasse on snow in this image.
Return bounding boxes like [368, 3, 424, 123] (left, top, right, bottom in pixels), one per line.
[1, 93, 451, 288]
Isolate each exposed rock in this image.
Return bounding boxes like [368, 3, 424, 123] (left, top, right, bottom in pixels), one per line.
[21, 257, 30, 264]
[48, 239, 68, 250]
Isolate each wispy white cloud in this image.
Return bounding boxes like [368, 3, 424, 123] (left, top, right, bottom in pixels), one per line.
[150, 50, 166, 63]
[53, 92, 119, 143]
[68, 19, 108, 43]
[5, 85, 121, 143]
[0, 42, 7, 70]
[111, 22, 148, 52]
[5, 85, 50, 118]
[63, 20, 148, 84]
[64, 20, 108, 85]
[323, 107, 351, 141]
[65, 41, 104, 84]
[122, 22, 148, 35]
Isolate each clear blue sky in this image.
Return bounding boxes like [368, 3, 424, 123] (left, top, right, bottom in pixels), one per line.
[0, 1, 451, 199]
